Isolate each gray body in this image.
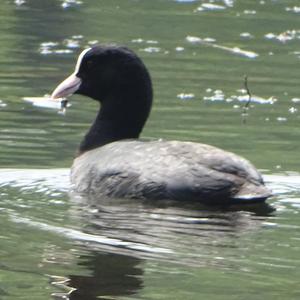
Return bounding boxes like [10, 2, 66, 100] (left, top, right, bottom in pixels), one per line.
[71, 140, 270, 204]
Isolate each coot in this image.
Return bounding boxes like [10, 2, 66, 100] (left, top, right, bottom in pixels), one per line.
[51, 45, 271, 204]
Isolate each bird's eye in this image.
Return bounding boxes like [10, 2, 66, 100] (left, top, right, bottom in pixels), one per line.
[86, 60, 93, 69]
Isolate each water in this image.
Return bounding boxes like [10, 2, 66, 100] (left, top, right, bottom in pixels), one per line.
[0, 0, 300, 299]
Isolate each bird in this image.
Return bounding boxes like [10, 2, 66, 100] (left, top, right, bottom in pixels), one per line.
[51, 45, 271, 205]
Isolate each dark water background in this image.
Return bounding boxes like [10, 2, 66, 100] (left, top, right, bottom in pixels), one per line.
[0, 0, 300, 299]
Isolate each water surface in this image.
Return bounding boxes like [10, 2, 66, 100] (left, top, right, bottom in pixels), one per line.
[1, 0, 300, 299]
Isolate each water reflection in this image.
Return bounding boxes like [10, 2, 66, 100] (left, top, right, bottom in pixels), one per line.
[66, 252, 143, 300]
[2, 168, 300, 298]
[67, 192, 275, 267]
[1, 0, 300, 298]
[48, 192, 275, 299]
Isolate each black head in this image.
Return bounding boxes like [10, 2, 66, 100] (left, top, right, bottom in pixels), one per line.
[51, 45, 153, 151]
[52, 45, 153, 106]
[77, 46, 153, 103]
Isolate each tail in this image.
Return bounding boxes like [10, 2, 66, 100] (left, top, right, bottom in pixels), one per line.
[232, 181, 272, 203]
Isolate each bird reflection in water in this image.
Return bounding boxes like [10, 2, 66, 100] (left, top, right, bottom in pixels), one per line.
[50, 194, 274, 299]
[65, 252, 143, 300]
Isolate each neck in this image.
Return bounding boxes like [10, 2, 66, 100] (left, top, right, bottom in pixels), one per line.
[78, 93, 152, 154]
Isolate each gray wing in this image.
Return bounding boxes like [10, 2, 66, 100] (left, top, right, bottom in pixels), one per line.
[71, 140, 270, 202]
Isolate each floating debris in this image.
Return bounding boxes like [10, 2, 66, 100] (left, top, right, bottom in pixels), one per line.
[203, 37, 216, 43]
[131, 39, 159, 45]
[0, 100, 7, 108]
[229, 47, 258, 58]
[203, 90, 225, 101]
[140, 47, 161, 53]
[265, 30, 300, 43]
[243, 10, 256, 15]
[14, 0, 26, 5]
[204, 89, 276, 104]
[223, 0, 234, 7]
[72, 35, 83, 39]
[240, 32, 254, 39]
[288, 107, 298, 114]
[23, 95, 70, 114]
[177, 93, 195, 100]
[39, 36, 84, 55]
[175, 0, 197, 2]
[196, 3, 226, 12]
[277, 117, 287, 122]
[186, 36, 216, 43]
[186, 35, 258, 58]
[285, 6, 300, 14]
[39, 42, 58, 55]
[146, 40, 159, 44]
[186, 36, 202, 43]
[291, 98, 300, 104]
[131, 38, 144, 43]
[61, 0, 83, 9]
[63, 39, 80, 49]
[175, 46, 185, 52]
[265, 33, 276, 39]
[88, 40, 99, 45]
[232, 95, 276, 104]
[54, 49, 73, 54]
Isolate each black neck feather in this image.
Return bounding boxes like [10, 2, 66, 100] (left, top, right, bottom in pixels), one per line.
[75, 46, 153, 154]
[79, 85, 152, 154]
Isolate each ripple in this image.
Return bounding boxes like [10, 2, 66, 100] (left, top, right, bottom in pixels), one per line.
[265, 173, 300, 195]
[0, 169, 70, 192]
[9, 213, 172, 254]
[279, 198, 300, 205]
[293, 51, 300, 59]
[2, 168, 300, 271]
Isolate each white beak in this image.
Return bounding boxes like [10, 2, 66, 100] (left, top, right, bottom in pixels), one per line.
[51, 48, 92, 100]
[51, 73, 82, 100]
